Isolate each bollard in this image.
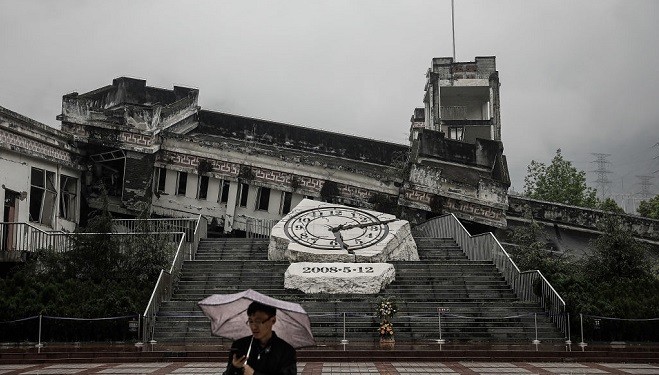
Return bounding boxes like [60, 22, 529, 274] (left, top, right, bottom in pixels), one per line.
[435, 310, 445, 344]
[532, 313, 540, 349]
[135, 314, 144, 347]
[35, 314, 44, 349]
[340, 312, 348, 345]
[565, 313, 572, 352]
[578, 313, 587, 351]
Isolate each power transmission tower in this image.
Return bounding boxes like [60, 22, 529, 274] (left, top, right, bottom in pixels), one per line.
[636, 175, 654, 200]
[591, 153, 612, 199]
[654, 142, 659, 174]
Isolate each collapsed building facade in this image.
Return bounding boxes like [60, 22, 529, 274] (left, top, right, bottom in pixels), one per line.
[55, 57, 509, 236]
[1, 56, 656, 256]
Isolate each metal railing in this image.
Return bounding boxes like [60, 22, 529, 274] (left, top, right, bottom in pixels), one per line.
[440, 106, 467, 120]
[438, 72, 488, 80]
[0, 217, 202, 254]
[242, 216, 277, 238]
[142, 214, 207, 342]
[413, 214, 567, 335]
[113, 218, 199, 241]
[0, 222, 71, 253]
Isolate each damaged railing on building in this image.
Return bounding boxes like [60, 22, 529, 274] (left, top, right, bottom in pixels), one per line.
[113, 217, 198, 242]
[0, 222, 72, 254]
[235, 215, 277, 239]
[413, 213, 567, 336]
[0, 217, 202, 254]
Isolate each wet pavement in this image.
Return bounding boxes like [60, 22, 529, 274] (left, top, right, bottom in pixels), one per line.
[1, 361, 659, 375]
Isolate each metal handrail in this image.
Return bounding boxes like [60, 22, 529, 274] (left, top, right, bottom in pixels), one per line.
[0, 222, 71, 253]
[141, 233, 186, 343]
[241, 216, 277, 238]
[113, 218, 198, 241]
[0, 218, 199, 253]
[142, 214, 206, 342]
[413, 213, 567, 335]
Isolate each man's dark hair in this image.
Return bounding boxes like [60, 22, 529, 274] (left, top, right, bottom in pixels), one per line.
[247, 301, 276, 317]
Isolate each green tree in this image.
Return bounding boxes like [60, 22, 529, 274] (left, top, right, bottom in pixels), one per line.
[579, 216, 659, 319]
[506, 210, 581, 298]
[637, 195, 659, 219]
[0, 194, 174, 341]
[598, 197, 625, 214]
[523, 149, 598, 208]
[507, 213, 659, 340]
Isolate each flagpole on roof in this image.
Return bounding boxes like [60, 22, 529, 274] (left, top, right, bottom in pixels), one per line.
[452, 0, 456, 61]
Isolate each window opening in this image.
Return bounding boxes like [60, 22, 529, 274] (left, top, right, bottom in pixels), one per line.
[176, 172, 188, 196]
[218, 180, 230, 204]
[448, 127, 464, 141]
[29, 168, 56, 226]
[239, 183, 249, 207]
[156, 167, 166, 192]
[280, 191, 292, 215]
[59, 175, 78, 221]
[197, 175, 209, 200]
[256, 187, 271, 211]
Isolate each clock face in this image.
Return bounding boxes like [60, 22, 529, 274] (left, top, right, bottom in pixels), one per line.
[284, 206, 389, 250]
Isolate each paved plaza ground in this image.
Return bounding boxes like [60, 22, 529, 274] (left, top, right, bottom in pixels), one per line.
[2, 361, 659, 375]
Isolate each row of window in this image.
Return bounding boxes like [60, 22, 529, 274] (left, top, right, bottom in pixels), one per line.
[155, 168, 294, 215]
[29, 167, 78, 225]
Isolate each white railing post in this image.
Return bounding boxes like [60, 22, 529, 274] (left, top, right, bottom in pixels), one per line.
[340, 312, 348, 345]
[532, 313, 540, 348]
[35, 313, 43, 349]
[565, 313, 572, 351]
[578, 313, 587, 351]
[436, 308, 446, 344]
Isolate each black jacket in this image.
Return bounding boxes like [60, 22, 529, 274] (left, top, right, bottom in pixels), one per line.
[222, 332, 297, 375]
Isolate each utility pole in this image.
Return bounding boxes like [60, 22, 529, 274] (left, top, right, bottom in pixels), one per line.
[636, 175, 654, 200]
[591, 153, 612, 199]
[653, 142, 659, 174]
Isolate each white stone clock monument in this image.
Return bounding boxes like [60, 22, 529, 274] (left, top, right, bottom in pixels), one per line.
[269, 199, 419, 294]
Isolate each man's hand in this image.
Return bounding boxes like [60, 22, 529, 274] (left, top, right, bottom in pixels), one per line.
[231, 354, 246, 369]
[243, 364, 255, 375]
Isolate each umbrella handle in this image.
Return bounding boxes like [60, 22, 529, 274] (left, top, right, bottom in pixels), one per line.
[245, 336, 254, 365]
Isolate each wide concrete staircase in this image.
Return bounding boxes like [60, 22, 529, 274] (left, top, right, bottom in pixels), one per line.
[152, 237, 564, 343]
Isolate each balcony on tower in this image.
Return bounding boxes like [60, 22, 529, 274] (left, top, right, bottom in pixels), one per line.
[422, 56, 502, 143]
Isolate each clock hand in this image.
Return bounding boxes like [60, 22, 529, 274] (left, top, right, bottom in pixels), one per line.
[328, 217, 398, 232]
[331, 230, 353, 254]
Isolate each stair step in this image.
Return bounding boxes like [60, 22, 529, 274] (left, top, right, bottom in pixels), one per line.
[151, 237, 565, 343]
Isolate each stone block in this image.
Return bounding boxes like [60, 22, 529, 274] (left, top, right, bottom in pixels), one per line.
[284, 262, 396, 294]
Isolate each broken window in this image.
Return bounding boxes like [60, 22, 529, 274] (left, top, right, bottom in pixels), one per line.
[29, 168, 56, 226]
[256, 187, 271, 211]
[448, 127, 464, 141]
[218, 180, 230, 204]
[176, 172, 188, 196]
[280, 191, 292, 215]
[155, 167, 167, 193]
[197, 175, 209, 200]
[59, 175, 78, 222]
[239, 183, 249, 207]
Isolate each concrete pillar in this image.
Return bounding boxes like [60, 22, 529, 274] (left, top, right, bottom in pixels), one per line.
[224, 181, 240, 233]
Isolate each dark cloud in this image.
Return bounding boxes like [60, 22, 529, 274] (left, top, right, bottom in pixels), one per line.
[1, 0, 657, 199]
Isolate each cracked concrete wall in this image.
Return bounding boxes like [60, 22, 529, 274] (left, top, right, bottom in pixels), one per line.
[508, 195, 658, 242]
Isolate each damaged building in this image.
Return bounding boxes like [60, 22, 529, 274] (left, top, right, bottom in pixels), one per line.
[2, 56, 656, 252]
[54, 57, 509, 236]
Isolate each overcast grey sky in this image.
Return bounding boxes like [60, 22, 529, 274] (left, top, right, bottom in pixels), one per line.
[1, 0, 657, 204]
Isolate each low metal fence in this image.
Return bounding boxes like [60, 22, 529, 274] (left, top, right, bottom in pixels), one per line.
[3, 311, 656, 346]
